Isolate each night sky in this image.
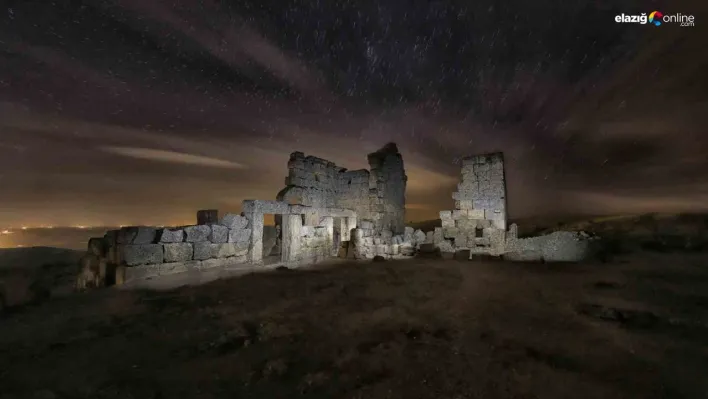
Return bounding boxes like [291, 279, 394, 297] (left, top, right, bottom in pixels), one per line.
[1, 0, 707, 229]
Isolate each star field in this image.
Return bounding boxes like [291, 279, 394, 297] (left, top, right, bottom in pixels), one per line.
[0, 0, 706, 229]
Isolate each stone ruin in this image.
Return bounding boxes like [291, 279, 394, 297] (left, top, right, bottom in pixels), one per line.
[76, 144, 594, 290]
[277, 142, 406, 233]
[435, 153, 509, 255]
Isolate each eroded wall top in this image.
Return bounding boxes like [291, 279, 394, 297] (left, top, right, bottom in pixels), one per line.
[452, 152, 507, 230]
[277, 143, 407, 233]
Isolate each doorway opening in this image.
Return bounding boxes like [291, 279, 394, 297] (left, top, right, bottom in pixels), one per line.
[263, 213, 283, 266]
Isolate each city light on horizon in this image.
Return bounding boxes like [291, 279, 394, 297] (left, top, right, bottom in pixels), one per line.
[2, 220, 198, 231]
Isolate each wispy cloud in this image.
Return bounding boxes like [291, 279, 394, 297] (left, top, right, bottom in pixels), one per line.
[115, 0, 331, 101]
[100, 146, 248, 169]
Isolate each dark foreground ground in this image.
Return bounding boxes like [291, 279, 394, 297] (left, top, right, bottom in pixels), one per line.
[1, 252, 708, 399]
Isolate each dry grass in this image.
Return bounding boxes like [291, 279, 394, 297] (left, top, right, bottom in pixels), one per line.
[1, 252, 708, 399]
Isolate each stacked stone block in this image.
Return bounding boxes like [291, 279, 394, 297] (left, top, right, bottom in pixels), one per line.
[298, 223, 335, 264]
[283, 215, 351, 265]
[337, 169, 372, 222]
[434, 152, 508, 256]
[281, 152, 340, 208]
[452, 153, 507, 230]
[347, 223, 425, 260]
[77, 213, 254, 287]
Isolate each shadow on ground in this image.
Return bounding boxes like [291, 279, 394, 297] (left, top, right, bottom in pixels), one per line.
[1, 251, 708, 399]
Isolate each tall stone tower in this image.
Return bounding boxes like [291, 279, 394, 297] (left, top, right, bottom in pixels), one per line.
[453, 152, 507, 230]
[367, 143, 407, 234]
[434, 152, 508, 256]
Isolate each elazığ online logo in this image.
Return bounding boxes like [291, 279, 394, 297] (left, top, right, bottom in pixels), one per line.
[648, 11, 663, 26]
[615, 11, 695, 27]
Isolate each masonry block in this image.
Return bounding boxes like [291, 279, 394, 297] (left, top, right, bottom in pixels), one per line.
[121, 244, 163, 266]
[456, 200, 475, 210]
[213, 243, 237, 258]
[452, 210, 467, 220]
[443, 227, 459, 239]
[467, 209, 485, 219]
[158, 228, 184, 243]
[220, 213, 249, 230]
[117, 227, 138, 244]
[193, 242, 215, 260]
[209, 224, 229, 243]
[228, 228, 251, 244]
[455, 219, 477, 229]
[163, 243, 193, 262]
[133, 227, 157, 244]
[184, 225, 211, 242]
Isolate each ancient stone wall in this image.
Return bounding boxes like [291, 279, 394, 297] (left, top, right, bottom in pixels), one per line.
[280, 153, 341, 208]
[240, 200, 357, 265]
[278, 143, 407, 235]
[78, 213, 253, 287]
[337, 169, 372, 222]
[454, 153, 507, 230]
[503, 230, 595, 262]
[432, 152, 509, 256]
[281, 214, 339, 266]
[346, 222, 425, 260]
[367, 143, 407, 234]
[75, 147, 597, 290]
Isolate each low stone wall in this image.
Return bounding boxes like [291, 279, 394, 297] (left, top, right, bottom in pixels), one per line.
[347, 222, 426, 259]
[78, 213, 253, 287]
[504, 231, 595, 262]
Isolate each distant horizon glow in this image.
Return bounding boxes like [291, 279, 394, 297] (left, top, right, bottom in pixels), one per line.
[3, 209, 707, 232]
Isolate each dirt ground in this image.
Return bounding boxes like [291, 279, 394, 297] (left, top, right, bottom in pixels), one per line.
[1, 252, 707, 399]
